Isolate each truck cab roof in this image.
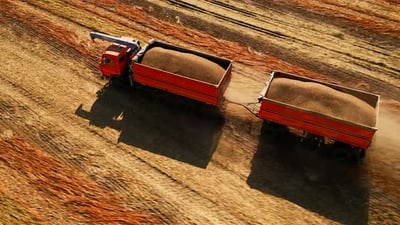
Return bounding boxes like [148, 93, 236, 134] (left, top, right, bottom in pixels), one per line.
[104, 44, 129, 57]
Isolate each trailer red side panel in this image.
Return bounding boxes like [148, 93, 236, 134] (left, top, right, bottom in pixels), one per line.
[258, 71, 379, 149]
[132, 40, 232, 106]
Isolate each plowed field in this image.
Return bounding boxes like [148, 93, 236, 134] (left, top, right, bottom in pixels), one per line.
[1, 0, 399, 224]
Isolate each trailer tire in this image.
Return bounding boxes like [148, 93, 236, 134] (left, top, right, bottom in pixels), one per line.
[332, 142, 349, 158]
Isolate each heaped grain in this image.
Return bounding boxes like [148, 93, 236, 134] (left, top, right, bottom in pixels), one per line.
[267, 78, 376, 127]
[141, 47, 225, 84]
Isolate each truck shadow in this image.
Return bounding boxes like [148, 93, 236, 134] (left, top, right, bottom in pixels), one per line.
[76, 81, 224, 168]
[247, 122, 370, 225]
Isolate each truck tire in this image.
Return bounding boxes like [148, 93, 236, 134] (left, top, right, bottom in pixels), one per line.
[359, 148, 366, 159]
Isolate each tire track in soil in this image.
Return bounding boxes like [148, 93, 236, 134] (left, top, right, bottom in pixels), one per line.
[1, 0, 109, 78]
[168, 0, 289, 39]
[166, 0, 400, 80]
[289, 0, 400, 38]
[202, 0, 400, 63]
[139, 0, 400, 100]
[246, 0, 400, 40]
[2, 0, 165, 81]
[20, 0, 150, 42]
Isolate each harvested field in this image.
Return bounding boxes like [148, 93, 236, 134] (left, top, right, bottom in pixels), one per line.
[0, 0, 399, 225]
[0, 137, 150, 224]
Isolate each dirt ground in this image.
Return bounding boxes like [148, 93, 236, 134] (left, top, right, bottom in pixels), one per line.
[0, 0, 399, 224]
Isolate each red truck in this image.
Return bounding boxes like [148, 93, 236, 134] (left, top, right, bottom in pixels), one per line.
[90, 32, 233, 106]
[257, 71, 380, 158]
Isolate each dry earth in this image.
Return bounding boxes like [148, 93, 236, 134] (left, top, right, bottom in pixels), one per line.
[0, 0, 399, 224]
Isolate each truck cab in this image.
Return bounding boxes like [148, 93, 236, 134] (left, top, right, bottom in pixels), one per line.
[99, 44, 130, 78]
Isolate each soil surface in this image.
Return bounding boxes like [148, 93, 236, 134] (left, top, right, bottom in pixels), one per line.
[1, 0, 399, 224]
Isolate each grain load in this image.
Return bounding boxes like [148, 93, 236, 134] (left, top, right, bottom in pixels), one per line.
[266, 78, 376, 127]
[141, 47, 225, 84]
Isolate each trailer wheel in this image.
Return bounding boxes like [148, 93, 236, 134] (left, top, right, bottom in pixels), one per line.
[348, 147, 359, 162]
[332, 142, 350, 159]
[109, 76, 127, 88]
[346, 147, 366, 162]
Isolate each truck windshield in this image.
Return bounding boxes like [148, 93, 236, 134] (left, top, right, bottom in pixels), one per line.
[102, 57, 113, 65]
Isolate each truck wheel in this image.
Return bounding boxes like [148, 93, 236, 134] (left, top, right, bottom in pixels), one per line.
[109, 76, 125, 88]
[359, 148, 366, 159]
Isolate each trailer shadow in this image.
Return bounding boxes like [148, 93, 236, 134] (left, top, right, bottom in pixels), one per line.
[76, 81, 224, 168]
[247, 122, 370, 225]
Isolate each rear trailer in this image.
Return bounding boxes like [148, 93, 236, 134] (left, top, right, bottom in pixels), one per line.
[132, 40, 233, 106]
[258, 71, 379, 150]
